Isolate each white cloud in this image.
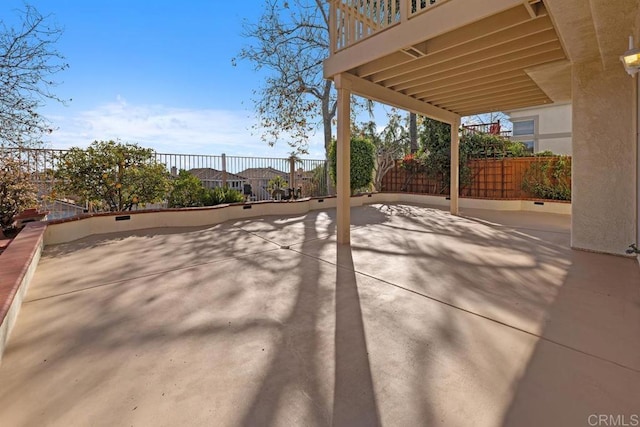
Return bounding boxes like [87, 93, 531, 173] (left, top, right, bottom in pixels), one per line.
[45, 97, 327, 159]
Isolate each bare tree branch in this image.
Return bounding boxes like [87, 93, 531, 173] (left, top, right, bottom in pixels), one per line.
[234, 0, 336, 156]
[0, 4, 69, 148]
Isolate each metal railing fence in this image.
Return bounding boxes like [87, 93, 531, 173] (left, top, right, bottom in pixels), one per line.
[1, 148, 329, 219]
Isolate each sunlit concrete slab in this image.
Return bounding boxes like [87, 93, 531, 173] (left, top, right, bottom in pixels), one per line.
[26, 222, 281, 301]
[0, 204, 638, 426]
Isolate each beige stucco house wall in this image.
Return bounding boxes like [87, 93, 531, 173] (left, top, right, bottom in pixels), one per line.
[506, 103, 572, 155]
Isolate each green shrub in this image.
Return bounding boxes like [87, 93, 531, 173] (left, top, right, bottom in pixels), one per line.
[522, 156, 571, 200]
[461, 132, 530, 158]
[328, 136, 375, 194]
[535, 150, 555, 157]
[205, 187, 244, 205]
[55, 140, 170, 212]
[0, 156, 38, 231]
[168, 170, 207, 208]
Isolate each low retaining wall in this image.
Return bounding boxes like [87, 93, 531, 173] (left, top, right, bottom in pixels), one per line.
[44, 193, 570, 245]
[0, 222, 46, 363]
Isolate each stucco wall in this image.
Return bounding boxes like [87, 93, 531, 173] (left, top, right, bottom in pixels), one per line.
[508, 103, 572, 155]
[538, 137, 572, 155]
[571, 60, 637, 255]
[44, 195, 570, 246]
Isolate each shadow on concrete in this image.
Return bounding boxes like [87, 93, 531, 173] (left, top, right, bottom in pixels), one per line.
[332, 245, 380, 426]
[499, 250, 640, 427]
[4, 203, 639, 425]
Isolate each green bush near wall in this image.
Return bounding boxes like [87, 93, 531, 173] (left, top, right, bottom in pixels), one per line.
[522, 156, 571, 201]
[168, 170, 245, 207]
[328, 136, 375, 194]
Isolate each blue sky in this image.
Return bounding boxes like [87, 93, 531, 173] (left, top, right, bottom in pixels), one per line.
[2, 1, 332, 158]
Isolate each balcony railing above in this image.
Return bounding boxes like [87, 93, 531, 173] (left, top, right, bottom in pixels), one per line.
[330, 0, 446, 53]
[462, 122, 513, 139]
[409, 0, 439, 17]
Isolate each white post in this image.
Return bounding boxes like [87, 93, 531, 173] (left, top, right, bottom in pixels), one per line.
[450, 116, 461, 215]
[400, 0, 408, 22]
[289, 156, 296, 193]
[335, 74, 352, 245]
[221, 153, 228, 188]
[329, 0, 336, 54]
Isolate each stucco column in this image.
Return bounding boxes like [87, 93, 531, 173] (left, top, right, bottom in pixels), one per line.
[450, 116, 461, 215]
[637, 71, 640, 261]
[335, 74, 351, 245]
[572, 60, 637, 255]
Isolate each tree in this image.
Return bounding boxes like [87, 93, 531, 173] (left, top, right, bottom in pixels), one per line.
[0, 156, 38, 232]
[267, 175, 288, 199]
[419, 117, 452, 181]
[55, 141, 170, 212]
[409, 112, 418, 153]
[0, 4, 69, 148]
[168, 170, 207, 208]
[417, 118, 527, 192]
[328, 136, 375, 194]
[357, 113, 409, 191]
[235, 0, 334, 156]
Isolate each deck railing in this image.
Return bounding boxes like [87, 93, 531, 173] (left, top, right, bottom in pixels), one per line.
[330, 0, 447, 53]
[462, 122, 513, 139]
[1, 148, 329, 219]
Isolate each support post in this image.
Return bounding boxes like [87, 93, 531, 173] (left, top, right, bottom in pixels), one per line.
[400, 0, 408, 22]
[221, 153, 228, 188]
[289, 156, 296, 193]
[450, 116, 461, 215]
[335, 74, 352, 245]
[329, 0, 336, 54]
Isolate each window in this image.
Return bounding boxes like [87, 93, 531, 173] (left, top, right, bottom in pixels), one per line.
[513, 119, 535, 136]
[511, 117, 537, 153]
[522, 140, 535, 153]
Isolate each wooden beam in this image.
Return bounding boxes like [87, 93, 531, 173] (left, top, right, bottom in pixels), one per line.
[401, 50, 565, 95]
[447, 92, 549, 111]
[412, 73, 531, 98]
[356, 52, 413, 78]
[341, 73, 459, 124]
[442, 86, 546, 105]
[523, 0, 537, 18]
[434, 87, 549, 111]
[368, 17, 555, 83]
[380, 35, 560, 88]
[456, 97, 551, 116]
[425, 79, 535, 103]
[394, 43, 563, 92]
[424, 3, 542, 53]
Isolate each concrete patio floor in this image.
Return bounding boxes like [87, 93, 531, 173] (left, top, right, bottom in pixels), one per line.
[0, 203, 639, 426]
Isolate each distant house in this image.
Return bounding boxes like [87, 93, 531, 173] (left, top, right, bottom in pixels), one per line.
[238, 167, 289, 200]
[188, 168, 246, 191]
[41, 199, 86, 221]
[505, 103, 572, 156]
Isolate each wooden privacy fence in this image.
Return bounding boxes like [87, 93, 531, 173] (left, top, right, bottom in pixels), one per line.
[380, 157, 572, 200]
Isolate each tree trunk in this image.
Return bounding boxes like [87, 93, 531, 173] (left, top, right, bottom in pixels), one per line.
[409, 112, 418, 154]
[322, 80, 336, 195]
